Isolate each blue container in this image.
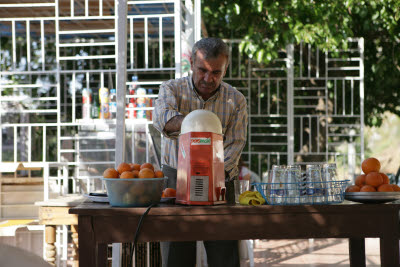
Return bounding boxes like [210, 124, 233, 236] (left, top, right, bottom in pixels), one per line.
[102, 177, 167, 207]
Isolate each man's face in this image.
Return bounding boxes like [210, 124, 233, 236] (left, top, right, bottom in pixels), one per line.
[190, 50, 228, 99]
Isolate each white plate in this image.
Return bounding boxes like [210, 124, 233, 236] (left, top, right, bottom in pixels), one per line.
[345, 192, 400, 204]
[84, 193, 109, 203]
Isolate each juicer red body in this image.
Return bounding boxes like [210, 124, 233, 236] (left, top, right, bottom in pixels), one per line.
[176, 131, 226, 205]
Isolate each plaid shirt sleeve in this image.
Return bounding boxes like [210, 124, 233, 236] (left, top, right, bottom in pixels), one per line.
[152, 81, 183, 140]
[223, 93, 248, 180]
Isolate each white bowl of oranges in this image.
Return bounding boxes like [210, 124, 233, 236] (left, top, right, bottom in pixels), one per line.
[344, 157, 400, 203]
[345, 157, 400, 193]
[102, 162, 167, 207]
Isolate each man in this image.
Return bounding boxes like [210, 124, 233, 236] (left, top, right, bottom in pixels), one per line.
[153, 37, 248, 267]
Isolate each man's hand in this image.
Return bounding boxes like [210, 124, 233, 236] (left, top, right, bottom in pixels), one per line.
[164, 115, 185, 135]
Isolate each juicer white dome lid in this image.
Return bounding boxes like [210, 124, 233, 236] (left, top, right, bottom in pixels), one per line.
[181, 109, 222, 134]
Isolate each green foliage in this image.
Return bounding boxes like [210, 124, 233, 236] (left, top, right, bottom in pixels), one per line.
[202, 0, 400, 126]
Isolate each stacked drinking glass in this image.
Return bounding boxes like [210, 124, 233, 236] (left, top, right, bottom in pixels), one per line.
[266, 163, 341, 205]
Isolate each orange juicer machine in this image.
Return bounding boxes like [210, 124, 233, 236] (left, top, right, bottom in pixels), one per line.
[176, 110, 227, 205]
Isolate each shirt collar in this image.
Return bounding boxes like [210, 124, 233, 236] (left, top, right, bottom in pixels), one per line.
[190, 76, 222, 102]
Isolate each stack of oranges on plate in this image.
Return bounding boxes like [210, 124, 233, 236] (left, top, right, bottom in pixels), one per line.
[103, 162, 164, 179]
[346, 157, 400, 192]
[162, 188, 176, 198]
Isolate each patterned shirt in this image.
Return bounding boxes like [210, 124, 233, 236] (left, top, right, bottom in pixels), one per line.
[153, 75, 248, 180]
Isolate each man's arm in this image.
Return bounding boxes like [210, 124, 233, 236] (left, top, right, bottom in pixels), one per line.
[153, 81, 183, 139]
[164, 115, 185, 135]
[224, 94, 248, 180]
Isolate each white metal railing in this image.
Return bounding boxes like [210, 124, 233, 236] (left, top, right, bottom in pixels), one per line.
[223, 38, 364, 180]
[0, 0, 198, 265]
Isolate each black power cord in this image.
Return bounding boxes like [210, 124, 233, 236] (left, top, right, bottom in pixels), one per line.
[128, 203, 156, 266]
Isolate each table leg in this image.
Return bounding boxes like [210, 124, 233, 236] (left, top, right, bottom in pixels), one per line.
[78, 216, 108, 267]
[71, 225, 79, 267]
[349, 238, 365, 267]
[78, 216, 96, 266]
[97, 243, 108, 267]
[380, 236, 400, 266]
[45, 225, 56, 266]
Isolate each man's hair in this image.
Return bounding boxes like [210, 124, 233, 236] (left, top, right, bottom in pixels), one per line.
[191, 37, 229, 63]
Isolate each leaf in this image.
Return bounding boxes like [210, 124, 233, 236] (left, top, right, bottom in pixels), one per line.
[201, 0, 400, 125]
[256, 50, 264, 62]
[234, 3, 240, 15]
[395, 10, 400, 21]
[266, 52, 272, 61]
[257, 0, 263, 12]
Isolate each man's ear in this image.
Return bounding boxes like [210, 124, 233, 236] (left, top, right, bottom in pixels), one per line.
[223, 58, 229, 76]
[190, 55, 194, 71]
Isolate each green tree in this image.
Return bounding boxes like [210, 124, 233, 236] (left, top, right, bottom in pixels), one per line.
[202, 0, 400, 126]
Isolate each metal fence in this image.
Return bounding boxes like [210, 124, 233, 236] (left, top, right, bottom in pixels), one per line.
[224, 39, 364, 181]
[0, 0, 199, 266]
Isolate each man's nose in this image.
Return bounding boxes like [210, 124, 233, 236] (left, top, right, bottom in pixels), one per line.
[204, 72, 213, 83]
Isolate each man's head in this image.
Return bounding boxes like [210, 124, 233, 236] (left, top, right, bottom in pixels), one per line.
[190, 38, 229, 100]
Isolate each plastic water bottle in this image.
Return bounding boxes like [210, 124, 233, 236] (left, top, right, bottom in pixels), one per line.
[136, 87, 147, 119]
[126, 76, 138, 119]
[82, 88, 92, 119]
[91, 96, 99, 119]
[129, 76, 138, 103]
[99, 87, 110, 119]
[146, 89, 153, 120]
[109, 88, 117, 118]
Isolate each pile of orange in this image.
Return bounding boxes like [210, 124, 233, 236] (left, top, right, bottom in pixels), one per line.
[162, 188, 176, 198]
[346, 157, 400, 192]
[103, 162, 164, 179]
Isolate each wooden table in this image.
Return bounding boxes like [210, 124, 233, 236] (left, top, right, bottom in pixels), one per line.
[69, 202, 400, 267]
[37, 195, 85, 266]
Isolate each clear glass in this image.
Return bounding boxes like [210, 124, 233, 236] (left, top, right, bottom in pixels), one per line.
[268, 165, 286, 204]
[306, 164, 323, 203]
[323, 163, 338, 202]
[286, 165, 301, 204]
[234, 180, 250, 204]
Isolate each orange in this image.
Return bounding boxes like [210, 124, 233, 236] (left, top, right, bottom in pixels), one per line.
[365, 172, 383, 188]
[360, 185, 376, 192]
[355, 175, 366, 187]
[140, 163, 154, 171]
[132, 170, 139, 178]
[130, 163, 141, 172]
[162, 188, 176, 198]
[391, 184, 400, 192]
[120, 171, 135, 179]
[155, 170, 164, 178]
[138, 168, 155, 179]
[345, 185, 360, 192]
[117, 162, 132, 174]
[377, 184, 394, 192]
[103, 168, 119, 178]
[361, 157, 381, 174]
[380, 173, 389, 184]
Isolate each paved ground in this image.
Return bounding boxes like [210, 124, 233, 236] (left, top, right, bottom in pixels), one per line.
[242, 238, 380, 267]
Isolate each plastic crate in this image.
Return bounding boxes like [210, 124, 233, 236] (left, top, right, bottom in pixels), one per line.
[253, 180, 350, 205]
